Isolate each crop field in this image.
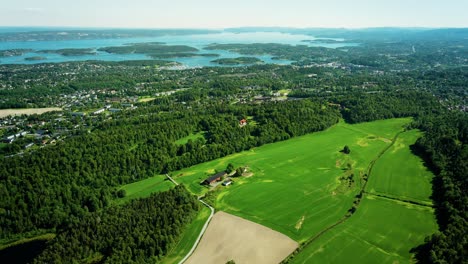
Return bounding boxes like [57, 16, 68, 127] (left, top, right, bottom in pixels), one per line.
[122, 118, 410, 239]
[211, 118, 409, 241]
[291, 195, 436, 264]
[290, 129, 437, 263]
[367, 130, 433, 203]
[185, 211, 298, 264]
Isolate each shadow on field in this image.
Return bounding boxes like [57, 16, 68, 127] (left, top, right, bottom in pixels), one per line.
[0, 239, 49, 264]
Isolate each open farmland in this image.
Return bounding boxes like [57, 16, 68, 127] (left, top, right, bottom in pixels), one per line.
[290, 129, 437, 263]
[211, 118, 409, 242]
[290, 195, 436, 263]
[185, 211, 298, 264]
[119, 118, 436, 262]
[122, 118, 411, 240]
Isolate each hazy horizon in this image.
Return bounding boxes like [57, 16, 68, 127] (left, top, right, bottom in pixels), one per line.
[1, 0, 467, 29]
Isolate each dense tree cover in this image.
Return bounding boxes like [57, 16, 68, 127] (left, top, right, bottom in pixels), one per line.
[0, 99, 340, 240]
[334, 90, 443, 123]
[32, 185, 200, 263]
[410, 113, 468, 263]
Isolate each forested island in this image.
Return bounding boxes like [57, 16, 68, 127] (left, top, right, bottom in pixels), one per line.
[24, 56, 46, 61]
[0, 28, 466, 263]
[211, 57, 263, 65]
[38, 48, 97, 56]
[0, 49, 33, 57]
[98, 42, 199, 58]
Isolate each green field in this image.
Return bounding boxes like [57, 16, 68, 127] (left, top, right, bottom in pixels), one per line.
[122, 118, 410, 240]
[175, 132, 206, 145]
[290, 129, 437, 263]
[367, 130, 433, 203]
[161, 206, 211, 264]
[116, 175, 174, 204]
[291, 195, 436, 264]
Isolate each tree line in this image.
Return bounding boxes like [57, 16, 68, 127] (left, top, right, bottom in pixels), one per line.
[32, 185, 200, 263]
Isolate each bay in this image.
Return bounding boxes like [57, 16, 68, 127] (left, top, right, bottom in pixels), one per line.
[0, 31, 358, 67]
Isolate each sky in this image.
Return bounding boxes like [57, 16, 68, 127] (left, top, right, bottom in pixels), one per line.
[0, 0, 467, 29]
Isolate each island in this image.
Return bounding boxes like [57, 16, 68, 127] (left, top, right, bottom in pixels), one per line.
[149, 53, 219, 59]
[0, 49, 33, 57]
[211, 57, 264, 65]
[24, 56, 47, 61]
[38, 48, 97, 56]
[98, 42, 198, 55]
[301, 39, 345, 44]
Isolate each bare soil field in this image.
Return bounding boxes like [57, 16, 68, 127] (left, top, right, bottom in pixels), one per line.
[0, 108, 62, 118]
[185, 211, 298, 264]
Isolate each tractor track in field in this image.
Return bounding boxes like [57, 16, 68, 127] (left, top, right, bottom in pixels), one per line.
[281, 130, 405, 263]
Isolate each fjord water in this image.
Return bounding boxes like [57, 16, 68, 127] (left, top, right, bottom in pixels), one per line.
[0, 31, 357, 67]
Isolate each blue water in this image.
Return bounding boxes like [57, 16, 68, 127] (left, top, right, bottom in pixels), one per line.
[0, 31, 358, 67]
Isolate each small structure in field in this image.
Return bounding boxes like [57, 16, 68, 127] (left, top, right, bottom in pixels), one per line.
[222, 180, 233, 186]
[203, 171, 226, 185]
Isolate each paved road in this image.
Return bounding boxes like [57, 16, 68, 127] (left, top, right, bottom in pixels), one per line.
[164, 174, 215, 264]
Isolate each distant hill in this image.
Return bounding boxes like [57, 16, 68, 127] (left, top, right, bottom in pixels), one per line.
[225, 27, 468, 41]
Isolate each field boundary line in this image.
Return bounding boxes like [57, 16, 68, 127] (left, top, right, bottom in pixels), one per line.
[281, 129, 405, 263]
[364, 192, 434, 208]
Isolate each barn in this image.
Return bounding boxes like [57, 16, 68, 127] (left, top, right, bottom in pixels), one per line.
[203, 171, 226, 185]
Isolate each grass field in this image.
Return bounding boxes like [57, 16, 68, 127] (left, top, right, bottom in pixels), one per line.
[367, 130, 433, 203]
[291, 195, 437, 264]
[116, 175, 174, 204]
[161, 206, 211, 264]
[175, 132, 205, 145]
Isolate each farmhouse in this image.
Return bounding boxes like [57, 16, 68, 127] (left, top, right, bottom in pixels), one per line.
[203, 171, 226, 185]
[239, 119, 247, 126]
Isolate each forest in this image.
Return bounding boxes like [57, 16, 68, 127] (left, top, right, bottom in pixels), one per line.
[32, 185, 200, 263]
